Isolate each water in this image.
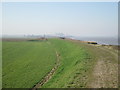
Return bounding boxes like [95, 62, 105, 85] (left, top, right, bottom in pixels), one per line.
[74, 37, 118, 45]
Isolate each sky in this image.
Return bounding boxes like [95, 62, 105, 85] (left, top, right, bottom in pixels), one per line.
[2, 2, 118, 37]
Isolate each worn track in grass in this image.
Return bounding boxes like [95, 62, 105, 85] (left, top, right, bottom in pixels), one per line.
[66, 39, 118, 88]
[89, 46, 118, 88]
[32, 50, 60, 89]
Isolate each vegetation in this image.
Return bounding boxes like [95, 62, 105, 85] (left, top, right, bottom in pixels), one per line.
[2, 41, 56, 88]
[42, 38, 95, 88]
[2, 38, 118, 88]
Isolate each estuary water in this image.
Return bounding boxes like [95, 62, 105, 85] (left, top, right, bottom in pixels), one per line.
[74, 37, 118, 45]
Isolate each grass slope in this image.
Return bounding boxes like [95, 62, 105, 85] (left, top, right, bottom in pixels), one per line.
[67, 39, 118, 88]
[2, 38, 118, 88]
[2, 41, 56, 88]
[42, 39, 95, 88]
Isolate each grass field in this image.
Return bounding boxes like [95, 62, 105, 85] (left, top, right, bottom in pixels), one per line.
[2, 38, 118, 88]
[2, 40, 56, 88]
[42, 38, 95, 88]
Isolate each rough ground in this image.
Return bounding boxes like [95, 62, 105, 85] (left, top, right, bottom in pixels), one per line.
[33, 39, 118, 88]
[89, 46, 118, 88]
[68, 39, 118, 88]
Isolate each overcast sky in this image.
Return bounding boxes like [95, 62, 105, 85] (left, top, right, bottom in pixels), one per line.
[2, 2, 118, 37]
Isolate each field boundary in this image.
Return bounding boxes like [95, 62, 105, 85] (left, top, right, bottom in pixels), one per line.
[32, 50, 60, 89]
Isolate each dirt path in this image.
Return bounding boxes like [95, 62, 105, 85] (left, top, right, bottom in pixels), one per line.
[32, 40, 118, 88]
[32, 50, 60, 90]
[65, 39, 118, 88]
[89, 47, 118, 88]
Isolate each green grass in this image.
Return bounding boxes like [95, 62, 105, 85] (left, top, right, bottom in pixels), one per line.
[42, 39, 95, 88]
[2, 41, 56, 88]
[2, 38, 105, 88]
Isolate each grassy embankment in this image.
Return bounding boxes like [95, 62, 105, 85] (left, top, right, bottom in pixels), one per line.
[2, 38, 118, 88]
[67, 39, 118, 88]
[42, 38, 95, 88]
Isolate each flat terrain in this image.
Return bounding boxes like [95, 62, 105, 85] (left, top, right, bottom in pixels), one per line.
[2, 40, 56, 88]
[2, 38, 118, 88]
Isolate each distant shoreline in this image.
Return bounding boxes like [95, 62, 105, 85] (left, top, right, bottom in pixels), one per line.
[73, 37, 118, 45]
[65, 38, 120, 51]
[1, 37, 119, 46]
